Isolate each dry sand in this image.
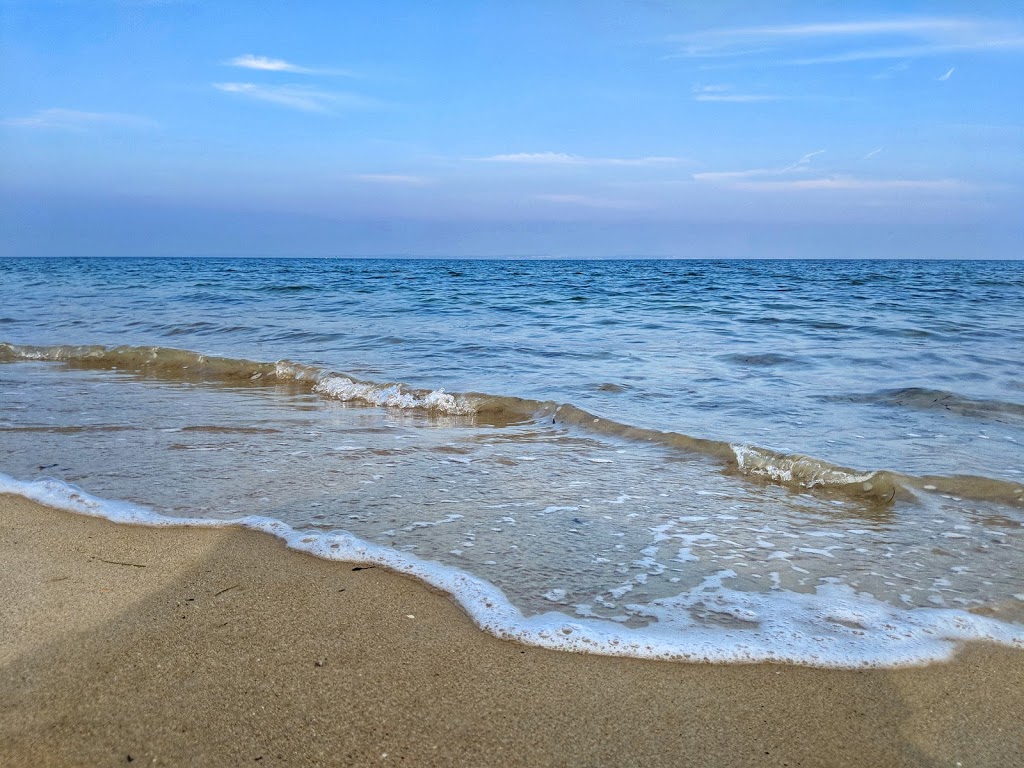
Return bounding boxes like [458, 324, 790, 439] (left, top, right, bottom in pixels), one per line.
[2, 494, 1022, 767]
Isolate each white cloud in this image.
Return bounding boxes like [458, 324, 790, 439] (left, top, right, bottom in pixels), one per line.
[693, 150, 824, 182]
[353, 174, 431, 186]
[669, 16, 1024, 64]
[480, 152, 682, 166]
[788, 39, 1023, 65]
[680, 19, 965, 46]
[228, 54, 314, 73]
[225, 54, 354, 77]
[783, 149, 826, 170]
[693, 152, 966, 193]
[1, 108, 155, 129]
[938, 66, 955, 81]
[730, 176, 969, 192]
[213, 83, 375, 112]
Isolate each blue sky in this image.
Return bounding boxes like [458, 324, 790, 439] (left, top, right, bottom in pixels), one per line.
[2, 0, 1022, 257]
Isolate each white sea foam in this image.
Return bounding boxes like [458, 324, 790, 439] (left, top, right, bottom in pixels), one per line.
[3, 472, 1022, 668]
[732, 445, 877, 488]
[313, 376, 476, 415]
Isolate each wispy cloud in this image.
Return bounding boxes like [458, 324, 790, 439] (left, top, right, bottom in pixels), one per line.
[693, 150, 824, 182]
[353, 174, 431, 186]
[695, 149, 971, 194]
[692, 84, 781, 102]
[1, 108, 155, 130]
[669, 17, 1024, 65]
[694, 154, 967, 193]
[728, 177, 969, 192]
[225, 54, 354, 77]
[227, 54, 314, 73]
[534, 193, 643, 209]
[784, 149, 825, 170]
[213, 83, 376, 112]
[480, 152, 682, 167]
[938, 66, 956, 81]
[790, 40, 1024, 65]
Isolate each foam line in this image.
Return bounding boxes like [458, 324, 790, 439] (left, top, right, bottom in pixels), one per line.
[3, 473, 1021, 669]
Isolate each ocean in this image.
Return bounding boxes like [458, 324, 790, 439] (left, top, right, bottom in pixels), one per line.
[1, 257, 1022, 667]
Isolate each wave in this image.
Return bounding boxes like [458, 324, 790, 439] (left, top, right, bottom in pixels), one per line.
[0, 343, 283, 383]
[3, 472, 1021, 668]
[730, 445, 901, 501]
[0, 342, 476, 416]
[313, 376, 475, 415]
[832, 387, 1024, 423]
[3, 342, 1023, 508]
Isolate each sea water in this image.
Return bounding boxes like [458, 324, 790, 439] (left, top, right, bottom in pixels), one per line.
[1, 257, 1022, 666]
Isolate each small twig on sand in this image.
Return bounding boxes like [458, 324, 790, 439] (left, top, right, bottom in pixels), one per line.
[351, 566, 376, 571]
[214, 584, 240, 597]
[95, 558, 147, 568]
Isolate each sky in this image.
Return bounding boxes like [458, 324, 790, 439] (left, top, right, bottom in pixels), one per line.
[1, 0, 1022, 258]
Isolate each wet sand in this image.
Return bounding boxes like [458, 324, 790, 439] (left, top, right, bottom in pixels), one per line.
[2, 494, 1022, 767]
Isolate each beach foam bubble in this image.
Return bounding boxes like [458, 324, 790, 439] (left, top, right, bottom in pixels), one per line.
[3, 472, 1021, 669]
[313, 376, 476, 415]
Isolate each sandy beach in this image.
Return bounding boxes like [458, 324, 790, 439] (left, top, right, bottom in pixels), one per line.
[2, 494, 1022, 767]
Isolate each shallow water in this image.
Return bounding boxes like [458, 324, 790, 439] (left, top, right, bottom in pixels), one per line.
[1, 257, 1022, 666]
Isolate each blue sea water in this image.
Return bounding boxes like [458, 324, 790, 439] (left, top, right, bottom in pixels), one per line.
[1, 257, 1022, 666]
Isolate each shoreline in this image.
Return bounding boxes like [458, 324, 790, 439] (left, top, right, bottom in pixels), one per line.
[2, 494, 1023, 767]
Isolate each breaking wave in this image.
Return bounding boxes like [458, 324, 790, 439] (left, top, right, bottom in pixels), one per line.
[3, 341, 1022, 508]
